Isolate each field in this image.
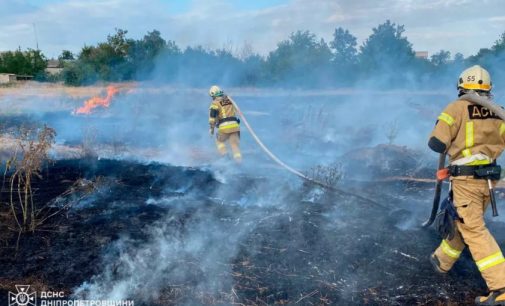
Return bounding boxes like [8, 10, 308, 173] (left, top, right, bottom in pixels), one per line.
[0, 82, 504, 305]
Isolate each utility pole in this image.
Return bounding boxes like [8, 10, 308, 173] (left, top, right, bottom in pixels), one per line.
[32, 23, 41, 75]
[33, 23, 39, 51]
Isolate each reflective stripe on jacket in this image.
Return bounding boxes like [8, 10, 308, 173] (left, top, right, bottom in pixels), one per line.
[209, 95, 240, 134]
[430, 99, 505, 165]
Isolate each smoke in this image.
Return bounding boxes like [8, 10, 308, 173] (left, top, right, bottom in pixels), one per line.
[2, 39, 505, 305]
[71, 166, 295, 304]
[1, 82, 450, 168]
[2, 3, 505, 305]
[53, 82, 440, 304]
[73, 207, 250, 303]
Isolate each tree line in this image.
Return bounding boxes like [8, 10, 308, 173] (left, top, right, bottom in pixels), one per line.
[2, 20, 505, 89]
[0, 49, 46, 78]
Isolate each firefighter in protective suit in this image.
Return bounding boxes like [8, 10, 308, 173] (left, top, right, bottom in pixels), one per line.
[428, 65, 505, 305]
[208, 85, 242, 162]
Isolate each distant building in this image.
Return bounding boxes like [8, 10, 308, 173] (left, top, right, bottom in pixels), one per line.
[0, 73, 17, 84]
[16, 75, 34, 81]
[45, 59, 64, 75]
[0, 73, 34, 84]
[415, 51, 429, 59]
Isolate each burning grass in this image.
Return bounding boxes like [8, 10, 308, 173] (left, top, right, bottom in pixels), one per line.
[75, 85, 120, 115]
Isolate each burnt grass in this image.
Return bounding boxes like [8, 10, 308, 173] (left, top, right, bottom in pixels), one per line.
[0, 158, 504, 305]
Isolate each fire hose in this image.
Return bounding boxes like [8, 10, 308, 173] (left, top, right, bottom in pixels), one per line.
[227, 97, 385, 208]
[423, 92, 505, 227]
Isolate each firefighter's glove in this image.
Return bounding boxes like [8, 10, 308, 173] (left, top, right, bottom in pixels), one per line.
[209, 127, 215, 137]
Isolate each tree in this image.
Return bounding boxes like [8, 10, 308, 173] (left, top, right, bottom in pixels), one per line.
[106, 28, 131, 57]
[62, 28, 182, 84]
[58, 50, 75, 61]
[48, 26, 505, 88]
[75, 28, 135, 81]
[240, 54, 265, 86]
[142, 30, 166, 56]
[454, 53, 465, 63]
[0, 48, 46, 77]
[61, 62, 95, 86]
[467, 31, 505, 87]
[359, 20, 415, 76]
[492, 31, 505, 53]
[330, 27, 358, 84]
[129, 30, 168, 78]
[330, 27, 358, 66]
[130, 30, 167, 64]
[449, 52, 466, 75]
[431, 50, 451, 67]
[265, 31, 332, 87]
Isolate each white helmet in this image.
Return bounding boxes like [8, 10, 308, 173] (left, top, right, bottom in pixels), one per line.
[457, 65, 492, 92]
[209, 85, 224, 97]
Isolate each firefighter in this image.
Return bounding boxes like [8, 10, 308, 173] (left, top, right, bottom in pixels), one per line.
[208, 85, 242, 162]
[428, 65, 505, 305]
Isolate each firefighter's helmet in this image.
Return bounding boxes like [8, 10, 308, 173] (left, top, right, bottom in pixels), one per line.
[209, 85, 224, 97]
[457, 65, 492, 92]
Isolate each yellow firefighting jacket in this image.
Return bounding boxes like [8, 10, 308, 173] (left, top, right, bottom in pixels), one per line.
[209, 96, 240, 134]
[429, 99, 505, 165]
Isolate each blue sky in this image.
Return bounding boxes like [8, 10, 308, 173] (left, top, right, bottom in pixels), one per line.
[25, 0, 288, 11]
[1, 0, 504, 58]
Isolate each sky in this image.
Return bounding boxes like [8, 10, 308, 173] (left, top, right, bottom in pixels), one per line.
[0, 0, 504, 59]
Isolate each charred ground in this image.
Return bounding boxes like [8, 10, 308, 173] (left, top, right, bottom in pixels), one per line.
[1, 89, 504, 305]
[1, 157, 503, 305]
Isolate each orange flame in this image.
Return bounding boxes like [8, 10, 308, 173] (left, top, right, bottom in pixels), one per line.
[75, 86, 119, 115]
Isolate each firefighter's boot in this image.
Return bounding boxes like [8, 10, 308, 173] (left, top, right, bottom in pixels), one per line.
[430, 254, 448, 274]
[476, 289, 505, 305]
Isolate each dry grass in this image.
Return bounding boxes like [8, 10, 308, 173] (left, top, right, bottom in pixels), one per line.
[305, 163, 343, 188]
[4, 125, 56, 234]
[0, 81, 137, 99]
[384, 119, 399, 145]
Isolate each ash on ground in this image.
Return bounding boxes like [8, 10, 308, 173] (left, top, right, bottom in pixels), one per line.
[1, 156, 503, 306]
